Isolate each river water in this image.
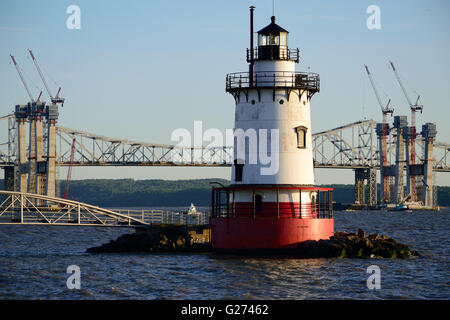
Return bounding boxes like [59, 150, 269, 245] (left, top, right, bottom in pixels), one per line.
[0, 209, 448, 299]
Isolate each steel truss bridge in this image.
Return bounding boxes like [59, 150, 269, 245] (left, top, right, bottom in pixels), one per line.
[0, 190, 148, 227]
[0, 115, 448, 172]
[0, 190, 208, 227]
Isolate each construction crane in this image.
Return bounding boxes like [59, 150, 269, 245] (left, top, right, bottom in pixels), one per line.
[28, 49, 65, 106]
[365, 64, 394, 203]
[389, 61, 423, 127]
[10, 54, 42, 103]
[364, 65, 394, 123]
[63, 138, 76, 200]
[389, 61, 423, 201]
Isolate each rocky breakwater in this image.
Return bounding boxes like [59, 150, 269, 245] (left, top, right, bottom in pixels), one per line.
[295, 229, 421, 259]
[87, 227, 420, 259]
[86, 225, 211, 253]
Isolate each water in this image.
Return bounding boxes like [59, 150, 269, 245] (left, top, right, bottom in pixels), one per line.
[0, 208, 448, 299]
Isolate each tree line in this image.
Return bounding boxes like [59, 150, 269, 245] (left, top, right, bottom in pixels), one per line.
[0, 179, 449, 207]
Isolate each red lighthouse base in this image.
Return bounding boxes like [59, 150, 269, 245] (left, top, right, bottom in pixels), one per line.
[210, 186, 334, 253]
[211, 217, 334, 252]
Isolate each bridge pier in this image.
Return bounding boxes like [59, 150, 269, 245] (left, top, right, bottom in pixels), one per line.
[422, 123, 437, 207]
[393, 116, 407, 204]
[14, 106, 28, 193]
[3, 166, 14, 191]
[27, 103, 46, 205]
[354, 169, 366, 205]
[354, 167, 377, 207]
[45, 105, 59, 199]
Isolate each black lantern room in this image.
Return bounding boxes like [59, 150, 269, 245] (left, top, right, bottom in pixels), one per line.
[249, 16, 299, 63]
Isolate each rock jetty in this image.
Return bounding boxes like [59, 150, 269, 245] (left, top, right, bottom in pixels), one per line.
[295, 229, 420, 259]
[87, 227, 420, 259]
[86, 225, 211, 253]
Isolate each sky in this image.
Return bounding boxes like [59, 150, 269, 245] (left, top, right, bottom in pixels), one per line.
[0, 0, 449, 185]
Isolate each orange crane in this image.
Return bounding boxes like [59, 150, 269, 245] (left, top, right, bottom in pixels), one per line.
[10, 54, 42, 103]
[28, 49, 64, 106]
[389, 61, 423, 201]
[63, 138, 76, 199]
[365, 65, 394, 202]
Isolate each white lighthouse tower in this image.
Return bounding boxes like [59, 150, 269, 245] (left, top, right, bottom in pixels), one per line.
[211, 8, 334, 252]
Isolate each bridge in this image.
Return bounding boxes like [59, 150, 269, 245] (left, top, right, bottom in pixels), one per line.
[1, 115, 448, 171]
[0, 112, 449, 211]
[0, 190, 208, 227]
[0, 190, 148, 227]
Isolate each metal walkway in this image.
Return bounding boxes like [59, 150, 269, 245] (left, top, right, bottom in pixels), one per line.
[0, 191, 209, 228]
[0, 190, 149, 227]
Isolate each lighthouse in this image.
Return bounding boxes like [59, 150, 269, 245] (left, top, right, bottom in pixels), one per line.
[210, 7, 334, 252]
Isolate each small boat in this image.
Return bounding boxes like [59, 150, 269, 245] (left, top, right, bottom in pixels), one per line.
[186, 203, 198, 215]
[391, 204, 409, 211]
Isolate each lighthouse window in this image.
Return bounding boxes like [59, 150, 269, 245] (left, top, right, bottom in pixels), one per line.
[258, 34, 279, 46]
[234, 159, 244, 182]
[269, 34, 279, 45]
[296, 126, 307, 149]
[279, 32, 288, 46]
[255, 194, 263, 213]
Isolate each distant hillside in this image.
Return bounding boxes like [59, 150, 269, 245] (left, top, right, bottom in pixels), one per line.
[61, 178, 230, 207]
[1, 179, 449, 207]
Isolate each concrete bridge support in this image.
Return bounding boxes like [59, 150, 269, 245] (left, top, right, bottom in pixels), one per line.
[45, 105, 59, 199]
[422, 123, 437, 207]
[376, 123, 390, 204]
[3, 166, 14, 191]
[27, 103, 46, 205]
[14, 105, 28, 193]
[393, 116, 407, 204]
[354, 167, 377, 207]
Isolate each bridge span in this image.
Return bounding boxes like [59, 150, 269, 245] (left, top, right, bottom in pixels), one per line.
[0, 190, 208, 228]
[1, 115, 448, 171]
[0, 190, 149, 227]
[1, 114, 449, 208]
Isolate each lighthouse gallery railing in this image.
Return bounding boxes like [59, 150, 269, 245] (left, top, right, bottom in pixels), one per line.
[226, 71, 320, 92]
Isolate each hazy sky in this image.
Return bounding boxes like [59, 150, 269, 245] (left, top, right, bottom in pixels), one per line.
[1, 0, 449, 185]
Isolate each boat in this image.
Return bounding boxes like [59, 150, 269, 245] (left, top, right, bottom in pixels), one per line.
[186, 203, 198, 215]
[391, 204, 409, 211]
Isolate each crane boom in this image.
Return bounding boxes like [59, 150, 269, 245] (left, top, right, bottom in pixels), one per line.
[389, 61, 414, 107]
[365, 65, 384, 111]
[28, 49, 53, 99]
[10, 54, 34, 102]
[28, 49, 65, 105]
[364, 65, 394, 118]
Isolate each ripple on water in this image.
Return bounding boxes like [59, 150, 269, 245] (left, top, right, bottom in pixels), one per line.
[0, 209, 449, 299]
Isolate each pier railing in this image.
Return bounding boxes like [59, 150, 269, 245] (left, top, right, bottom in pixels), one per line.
[112, 209, 209, 226]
